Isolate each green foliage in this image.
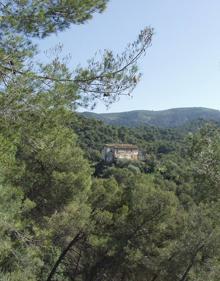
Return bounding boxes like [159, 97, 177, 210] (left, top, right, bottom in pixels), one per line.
[80, 170, 179, 280]
[190, 124, 220, 203]
[1, 0, 109, 38]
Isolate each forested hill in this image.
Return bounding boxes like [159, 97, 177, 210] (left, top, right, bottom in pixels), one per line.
[82, 107, 220, 128]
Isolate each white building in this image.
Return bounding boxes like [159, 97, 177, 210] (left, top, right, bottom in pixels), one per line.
[102, 144, 139, 163]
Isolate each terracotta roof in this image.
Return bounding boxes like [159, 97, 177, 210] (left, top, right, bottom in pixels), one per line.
[104, 144, 138, 149]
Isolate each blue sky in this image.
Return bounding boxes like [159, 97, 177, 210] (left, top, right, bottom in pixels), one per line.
[39, 0, 220, 113]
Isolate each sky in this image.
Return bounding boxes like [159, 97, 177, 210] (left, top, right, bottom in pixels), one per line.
[38, 0, 220, 113]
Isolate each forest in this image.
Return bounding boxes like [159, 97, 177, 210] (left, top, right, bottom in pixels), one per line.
[0, 1, 220, 281]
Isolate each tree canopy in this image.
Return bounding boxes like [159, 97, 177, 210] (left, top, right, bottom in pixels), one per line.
[0, 1, 220, 281]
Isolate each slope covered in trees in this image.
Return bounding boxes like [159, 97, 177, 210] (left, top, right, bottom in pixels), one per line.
[82, 107, 220, 127]
[72, 115, 185, 162]
[71, 115, 220, 281]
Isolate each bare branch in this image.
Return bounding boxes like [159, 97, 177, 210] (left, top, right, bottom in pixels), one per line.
[46, 231, 85, 281]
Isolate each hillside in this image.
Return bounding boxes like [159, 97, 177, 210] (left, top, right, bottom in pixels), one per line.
[82, 107, 220, 128]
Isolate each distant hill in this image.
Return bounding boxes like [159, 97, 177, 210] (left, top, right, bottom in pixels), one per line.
[82, 107, 220, 128]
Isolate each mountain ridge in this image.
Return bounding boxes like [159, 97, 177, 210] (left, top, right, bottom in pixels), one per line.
[81, 107, 220, 128]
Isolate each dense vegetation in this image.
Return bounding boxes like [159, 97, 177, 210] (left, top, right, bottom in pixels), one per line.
[82, 107, 220, 127]
[0, 1, 220, 281]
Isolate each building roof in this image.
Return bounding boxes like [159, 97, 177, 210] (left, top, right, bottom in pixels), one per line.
[104, 144, 138, 149]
